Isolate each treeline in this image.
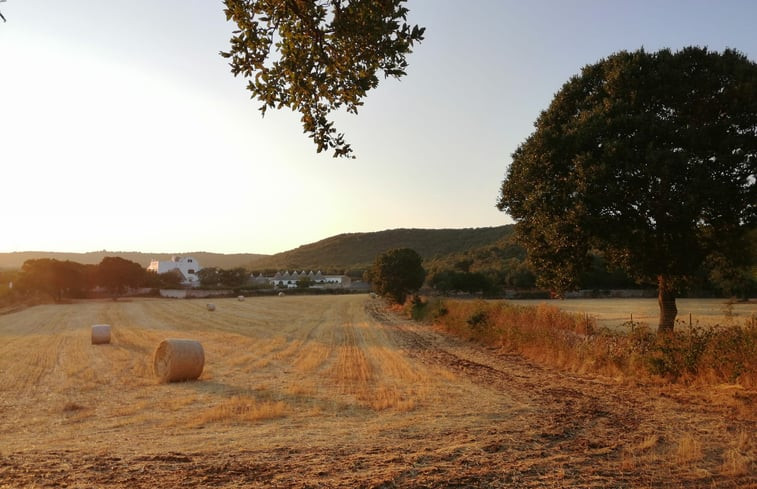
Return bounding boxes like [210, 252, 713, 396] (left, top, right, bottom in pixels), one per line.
[423, 236, 636, 296]
[0, 257, 183, 303]
[423, 232, 757, 299]
[196, 267, 250, 288]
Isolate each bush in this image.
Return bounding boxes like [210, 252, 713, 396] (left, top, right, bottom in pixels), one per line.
[404, 296, 447, 322]
[425, 298, 757, 388]
[646, 323, 757, 385]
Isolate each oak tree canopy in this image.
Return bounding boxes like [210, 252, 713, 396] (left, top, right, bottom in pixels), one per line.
[367, 247, 425, 304]
[497, 47, 757, 333]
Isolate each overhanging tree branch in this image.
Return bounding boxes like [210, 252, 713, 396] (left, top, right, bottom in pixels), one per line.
[221, 0, 425, 158]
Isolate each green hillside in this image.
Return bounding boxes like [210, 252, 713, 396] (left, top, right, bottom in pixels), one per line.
[0, 251, 268, 270]
[247, 226, 515, 272]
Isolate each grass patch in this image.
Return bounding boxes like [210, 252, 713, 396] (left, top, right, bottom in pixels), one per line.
[415, 297, 757, 387]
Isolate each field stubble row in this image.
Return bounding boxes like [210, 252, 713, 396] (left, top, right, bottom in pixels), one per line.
[0, 295, 754, 488]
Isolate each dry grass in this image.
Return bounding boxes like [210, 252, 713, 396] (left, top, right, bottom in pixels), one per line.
[510, 298, 757, 331]
[721, 448, 752, 476]
[675, 434, 704, 465]
[0, 295, 754, 488]
[425, 298, 757, 388]
[193, 396, 288, 426]
[719, 429, 755, 476]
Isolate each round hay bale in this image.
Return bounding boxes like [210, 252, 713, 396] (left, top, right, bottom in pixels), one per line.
[153, 339, 205, 383]
[237, 295, 245, 301]
[91, 324, 111, 345]
[206, 303, 216, 311]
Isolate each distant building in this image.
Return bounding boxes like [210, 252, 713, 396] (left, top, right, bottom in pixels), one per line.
[262, 270, 351, 289]
[147, 256, 202, 286]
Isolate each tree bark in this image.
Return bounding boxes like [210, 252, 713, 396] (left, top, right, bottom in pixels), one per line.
[657, 275, 677, 334]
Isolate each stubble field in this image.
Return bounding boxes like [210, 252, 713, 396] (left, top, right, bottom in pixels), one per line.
[509, 298, 757, 331]
[0, 295, 754, 488]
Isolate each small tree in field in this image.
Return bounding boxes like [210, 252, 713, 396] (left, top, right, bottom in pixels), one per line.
[497, 47, 757, 334]
[368, 248, 425, 304]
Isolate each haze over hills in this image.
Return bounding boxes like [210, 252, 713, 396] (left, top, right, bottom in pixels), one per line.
[0, 226, 514, 272]
[0, 251, 268, 271]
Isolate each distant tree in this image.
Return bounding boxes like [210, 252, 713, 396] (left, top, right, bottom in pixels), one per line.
[430, 270, 490, 295]
[429, 270, 455, 294]
[499, 259, 536, 290]
[221, 0, 424, 158]
[197, 267, 221, 287]
[158, 269, 184, 288]
[17, 259, 88, 301]
[297, 276, 314, 289]
[704, 228, 757, 299]
[220, 267, 249, 288]
[497, 47, 757, 333]
[96, 257, 146, 299]
[368, 248, 425, 303]
[198, 267, 249, 287]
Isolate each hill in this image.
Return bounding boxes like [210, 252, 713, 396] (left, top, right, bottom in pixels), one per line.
[247, 226, 514, 271]
[0, 251, 268, 271]
[0, 226, 514, 273]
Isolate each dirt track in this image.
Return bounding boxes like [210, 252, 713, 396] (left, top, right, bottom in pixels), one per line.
[0, 296, 754, 488]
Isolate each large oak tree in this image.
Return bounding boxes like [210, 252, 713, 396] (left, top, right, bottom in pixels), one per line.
[497, 47, 757, 333]
[221, 0, 424, 158]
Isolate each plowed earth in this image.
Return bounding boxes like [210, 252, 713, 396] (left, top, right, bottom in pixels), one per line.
[0, 295, 754, 488]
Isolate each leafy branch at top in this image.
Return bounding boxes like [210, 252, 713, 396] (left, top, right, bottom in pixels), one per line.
[221, 0, 425, 158]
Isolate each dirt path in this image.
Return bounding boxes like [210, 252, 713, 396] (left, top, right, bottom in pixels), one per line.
[0, 296, 754, 488]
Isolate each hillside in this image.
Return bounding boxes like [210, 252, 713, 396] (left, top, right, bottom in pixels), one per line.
[0, 251, 268, 270]
[0, 226, 514, 273]
[247, 226, 514, 271]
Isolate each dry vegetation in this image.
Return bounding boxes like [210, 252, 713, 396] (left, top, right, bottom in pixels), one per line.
[425, 298, 757, 388]
[511, 298, 757, 331]
[0, 295, 755, 488]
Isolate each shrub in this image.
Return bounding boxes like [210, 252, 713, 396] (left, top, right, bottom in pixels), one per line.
[426, 298, 757, 387]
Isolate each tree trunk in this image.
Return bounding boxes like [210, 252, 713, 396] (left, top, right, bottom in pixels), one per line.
[657, 275, 677, 334]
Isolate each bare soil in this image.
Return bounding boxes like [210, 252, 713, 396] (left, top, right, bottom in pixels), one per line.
[0, 295, 754, 488]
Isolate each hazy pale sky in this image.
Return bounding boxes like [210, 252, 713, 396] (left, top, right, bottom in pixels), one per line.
[2, 1, 756, 254]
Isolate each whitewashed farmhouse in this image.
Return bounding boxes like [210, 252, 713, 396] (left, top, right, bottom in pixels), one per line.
[147, 256, 202, 286]
[264, 270, 351, 289]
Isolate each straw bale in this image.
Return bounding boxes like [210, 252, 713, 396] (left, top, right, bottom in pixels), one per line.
[91, 324, 111, 345]
[153, 339, 205, 383]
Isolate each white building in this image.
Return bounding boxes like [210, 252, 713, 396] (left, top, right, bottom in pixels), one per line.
[147, 256, 202, 286]
[267, 270, 351, 289]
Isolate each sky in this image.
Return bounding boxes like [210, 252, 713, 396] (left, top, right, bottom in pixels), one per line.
[1, 1, 756, 255]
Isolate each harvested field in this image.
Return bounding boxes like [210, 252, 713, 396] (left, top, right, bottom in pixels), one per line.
[510, 298, 757, 331]
[0, 295, 754, 488]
